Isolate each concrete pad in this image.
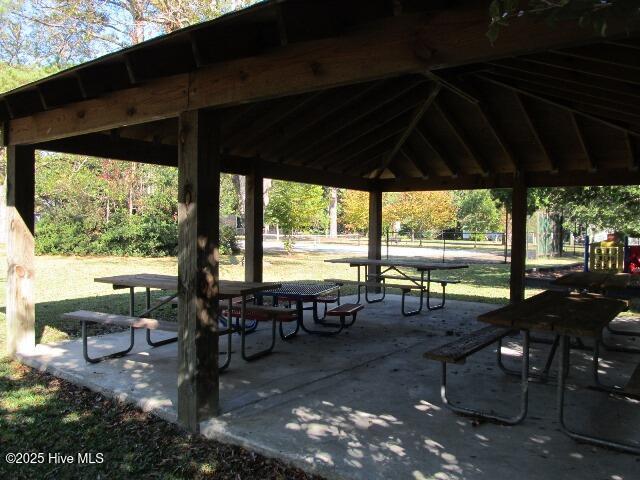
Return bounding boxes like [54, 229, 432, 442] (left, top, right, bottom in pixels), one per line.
[18, 296, 640, 480]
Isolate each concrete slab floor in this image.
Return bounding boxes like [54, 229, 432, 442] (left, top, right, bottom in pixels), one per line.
[17, 295, 640, 480]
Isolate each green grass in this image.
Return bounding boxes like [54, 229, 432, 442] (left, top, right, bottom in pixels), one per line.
[0, 251, 584, 345]
[0, 252, 330, 479]
[0, 250, 583, 478]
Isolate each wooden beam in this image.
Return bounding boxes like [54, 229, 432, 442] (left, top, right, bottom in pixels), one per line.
[424, 71, 479, 105]
[522, 52, 640, 86]
[189, 33, 205, 68]
[36, 134, 177, 166]
[228, 157, 372, 191]
[304, 81, 434, 168]
[433, 98, 490, 175]
[414, 127, 457, 177]
[267, 82, 380, 159]
[177, 110, 220, 431]
[475, 73, 640, 139]
[511, 91, 557, 173]
[488, 58, 640, 103]
[290, 77, 423, 165]
[570, 112, 596, 172]
[368, 190, 383, 284]
[399, 147, 429, 178]
[6, 145, 35, 356]
[510, 172, 527, 303]
[229, 92, 321, 153]
[376, 173, 514, 191]
[11, 5, 637, 145]
[376, 167, 640, 191]
[375, 84, 440, 177]
[244, 168, 264, 282]
[484, 70, 640, 123]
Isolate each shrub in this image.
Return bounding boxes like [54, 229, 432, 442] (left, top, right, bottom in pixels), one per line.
[220, 225, 239, 255]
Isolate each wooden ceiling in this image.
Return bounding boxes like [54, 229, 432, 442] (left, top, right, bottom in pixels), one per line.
[2, 0, 640, 191]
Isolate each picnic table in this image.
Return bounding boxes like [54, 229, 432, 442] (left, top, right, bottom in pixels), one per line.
[552, 272, 640, 352]
[479, 290, 639, 454]
[552, 271, 640, 297]
[95, 273, 281, 314]
[324, 257, 468, 316]
[257, 282, 342, 337]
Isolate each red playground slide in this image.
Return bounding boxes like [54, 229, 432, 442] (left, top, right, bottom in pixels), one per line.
[629, 246, 640, 274]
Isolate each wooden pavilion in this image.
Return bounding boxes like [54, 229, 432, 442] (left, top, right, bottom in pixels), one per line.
[2, 0, 640, 431]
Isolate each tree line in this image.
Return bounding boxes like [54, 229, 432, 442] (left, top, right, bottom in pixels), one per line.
[2, 1, 640, 257]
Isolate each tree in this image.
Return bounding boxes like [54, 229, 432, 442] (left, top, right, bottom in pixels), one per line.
[328, 187, 338, 238]
[340, 190, 369, 234]
[384, 191, 458, 240]
[456, 190, 502, 239]
[0, 0, 261, 66]
[264, 181, 327, 252]
[487, 0, 640, 43]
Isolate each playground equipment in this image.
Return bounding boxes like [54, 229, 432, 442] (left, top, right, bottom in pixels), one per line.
[584, 235, 640, 274]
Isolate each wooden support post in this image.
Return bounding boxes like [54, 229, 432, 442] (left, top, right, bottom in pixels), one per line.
[244, 167, 263, 282]
[177, 110, 221, 431]
[368, 191, 383, 284]
[510, 173, 527, 303]
[6, 145, 35, 356]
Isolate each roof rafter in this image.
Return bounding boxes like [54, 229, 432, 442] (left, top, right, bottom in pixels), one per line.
[570, 112, 597, 173]
[374, 84, 441, 178]
[510, 90, 557, 173]
[432, 98, 490, 175]
[414, 126, 457, 177]
[474, 73, 640, 139]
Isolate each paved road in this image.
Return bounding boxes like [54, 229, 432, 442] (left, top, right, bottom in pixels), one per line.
[254, 240, 508, 264]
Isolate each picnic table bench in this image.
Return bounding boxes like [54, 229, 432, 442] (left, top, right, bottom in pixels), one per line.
[424, 326, 525, 424]
[552, 271, 640, 353]
[324, 258, 467, 316]
[424, 290, 639, 454]
[63, 310, 238, 369]
[65, 275, 282, 367]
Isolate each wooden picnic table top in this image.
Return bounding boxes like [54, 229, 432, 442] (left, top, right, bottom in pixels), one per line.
[552, 272, 640, 292]
[478, 290, 627, 337]
[324, 257, 468, 271]
[94, 273, 281, 299]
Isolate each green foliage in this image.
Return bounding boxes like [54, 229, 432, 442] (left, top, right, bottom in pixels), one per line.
[220, 225, 239, 255]
[265, 181, 327, 252]
[487, 0, 640, 43]
[456, 190, 502, 235]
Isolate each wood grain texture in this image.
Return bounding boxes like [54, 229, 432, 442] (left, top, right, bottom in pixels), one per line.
[62, 310, 179, 332]
[510, 173, 527, 303]
[244, 169, 263, 282]
[5, 145, 35, 356]
[94, 273, 280, 298]
[479, 291, 627, 337]
[176, 110, 220, 430]
[423, 326, 511, 364]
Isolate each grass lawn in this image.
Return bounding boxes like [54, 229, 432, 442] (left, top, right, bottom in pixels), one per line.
[0, 250, 583, 478]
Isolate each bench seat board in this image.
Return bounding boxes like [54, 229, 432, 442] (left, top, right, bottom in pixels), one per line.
[63, 310, 179, 332]
[424, 326, 511, 364]
[325, 279, 425, 290]
[327, 303, 364, 316]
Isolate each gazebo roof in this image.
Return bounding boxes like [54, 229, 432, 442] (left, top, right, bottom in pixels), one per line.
[2, 0, 640, 191]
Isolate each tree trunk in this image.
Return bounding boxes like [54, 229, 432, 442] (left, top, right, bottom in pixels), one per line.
[550, 211, 564, 257]
[329, 187, 338, 238]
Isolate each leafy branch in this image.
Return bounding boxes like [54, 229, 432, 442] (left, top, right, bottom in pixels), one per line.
[487, 0, 640, 43]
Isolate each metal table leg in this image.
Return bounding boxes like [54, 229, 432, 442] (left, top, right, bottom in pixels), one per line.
[497, 334, 559, 382]
[440, 331, 530, 425]
[278, 299, 300, 340]
[557, 335, 640, 455]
